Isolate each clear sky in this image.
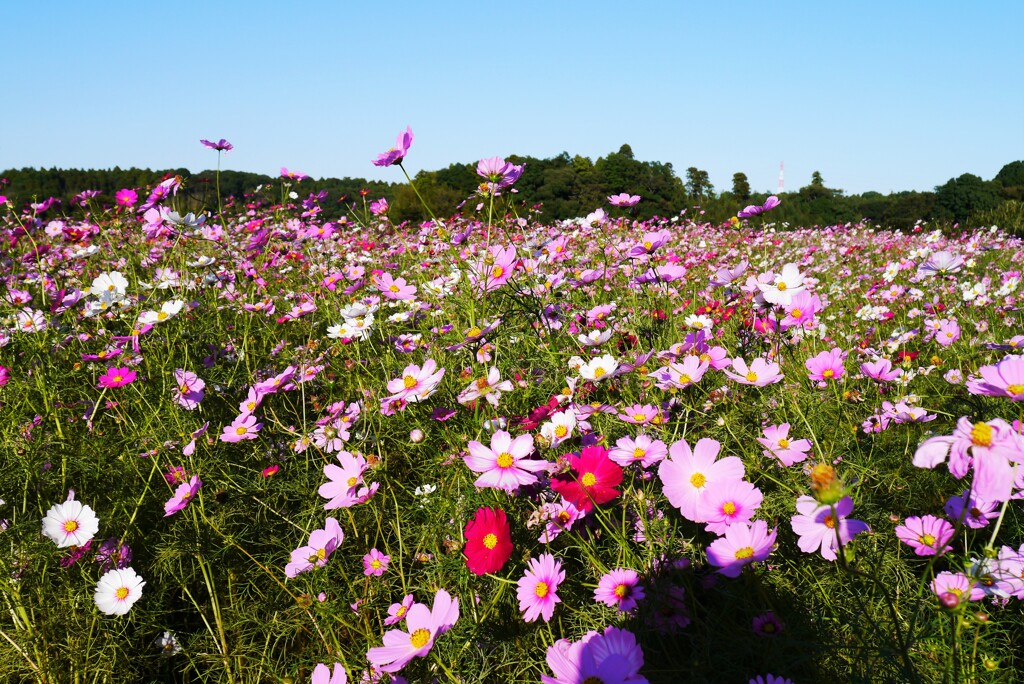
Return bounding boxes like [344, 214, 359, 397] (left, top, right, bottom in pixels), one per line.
[2, 1, 1021, 195]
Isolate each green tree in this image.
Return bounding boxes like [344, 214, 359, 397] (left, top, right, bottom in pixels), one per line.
[685, 167, 713, 201]
[934, 173, 1001, 223]
[731, 172, 751, 200]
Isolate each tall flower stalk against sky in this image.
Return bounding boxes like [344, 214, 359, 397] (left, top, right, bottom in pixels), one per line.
[373, 126, 443, 230]
[200, 138, 231, 229]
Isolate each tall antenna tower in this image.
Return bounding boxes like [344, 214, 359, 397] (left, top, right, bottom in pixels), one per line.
[777, 162, 785, 194]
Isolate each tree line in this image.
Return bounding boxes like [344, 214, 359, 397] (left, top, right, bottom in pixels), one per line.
[3, 152, 1022, 233]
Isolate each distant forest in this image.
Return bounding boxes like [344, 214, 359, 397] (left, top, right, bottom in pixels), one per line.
[3, 148, 1023, 233]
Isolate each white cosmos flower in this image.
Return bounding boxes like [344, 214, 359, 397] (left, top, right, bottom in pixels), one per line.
[42, 499, 99, 548]
[89, 271, 129, 299]
[94, 567, 145, 616]
[758, 263, 806, 306]
[138, 300, 185, 325]
[578, 354, 619, 381]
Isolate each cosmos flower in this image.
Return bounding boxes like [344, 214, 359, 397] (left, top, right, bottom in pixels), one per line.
[477, 156, 524, 190]
[363, 549, 390, 576]
[164, 475, 202, 517]
[372, 126, 414, 167]
[97, 366, 137, 389]
[608, 193, 641, 207]
[757, 424, 813, 467]
[594, 568, 645, 612]
[659, 438, 745, 522]
[385, 594, 415, 626]
[806, 348, 846, 383]
[723, 357, 784, 387]
[366, 588, 459, 673]
[463, 507, 513, 576]
[790, 495, 869, 561]
[737, 195, 780, 218]
[895, 515, 954, 556]
[541, 626, 648, 684]
[967, 354, 1024, 401]
[697, 479, 764, 535]
[220, 413, 262, 443]
[706, 520, 778, 577]
[94, 567, 145, 616]
[42, 497, 99, 548]
[517, 553, 565, 623]
[200, 138, 233, 152]
[285, 518, 345, 578]
[608, 434, 668, 469]
[550, 445, 623, 513]
[464, 430, 547, 491]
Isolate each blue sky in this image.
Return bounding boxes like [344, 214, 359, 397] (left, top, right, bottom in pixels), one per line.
[2, 1, 1021, 195]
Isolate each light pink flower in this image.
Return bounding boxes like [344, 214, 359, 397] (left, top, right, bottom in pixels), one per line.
[220, 413, 262, 442]
[366, 589, 459, 673]
[464, 430, 547, 491]
[757, 423, 813, 467]
[517, 553, 565, 623]
[723, 357, 783, 387]
[659, 438, 745, 522]
[164, 476, 202, 517]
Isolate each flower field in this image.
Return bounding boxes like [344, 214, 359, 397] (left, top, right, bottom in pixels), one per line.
[1, 135, 1023, 684]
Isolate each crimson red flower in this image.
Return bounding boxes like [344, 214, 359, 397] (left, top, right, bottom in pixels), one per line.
[550, 444, 623, 512]
[463, 507, 513, 576]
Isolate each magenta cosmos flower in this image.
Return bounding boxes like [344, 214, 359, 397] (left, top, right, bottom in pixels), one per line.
[164, 475, 202, 517]
[372, 126, 414, 167]
[967, 354, 1024, 400]
[115, 188, 138, 207]
[805, 347, 846, 383]
[608, 192, 641, 207]
[477, 156, 524, 190]
[723, 357, 783, 387]
[790, 495, 869, 561]
[594, 568, 645, 612]
[366, 588, 459, 673]
[517, 552, 565, 623]
[895, 515, 954, 557]
[542, 626, 648, 684]
[861, 358, 902, 383]
[319, 450, 377, 509]
[659, 437, 745, 523]
[97, 366, 137, 389]
[362, 548, 390, 576]
[285, 517, 344, 578]
[200, 138, 233, 152]
[931, 571, 984, 606]
[464, 430, 547, 491]
[374, 272, 417, 301]
[737, 195, 780, 218]
[706, 520, 778, 577]
[220, 413, 262, 442]
[550, 444, 623, 513]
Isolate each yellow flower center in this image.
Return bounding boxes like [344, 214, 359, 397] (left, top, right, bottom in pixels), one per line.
[496, 452, 514, 468]
[403, 375, 417, 389]
[678, 374, 692, 384]
[632, 447, 646, 460]
[613, 583, 630, 598]
[632, 413, 647, 421]
[491, 266, 504, 279]
[389, 284, 400, 293]
[410, 628, 431, 649]
[371, 559, 382, 570]
[476, 377, 491, 390]
[919, 534, 936, 547]
[112, 375, 123, 383]
[235, 426, 248, 435]
[791, 308, 803, 318]
[734, 546, 754, 560]
[115, 587, 129, 600]
[347, 477, 358, 487]
[1006, 384, 1024, 396]
[157, 311, 169, 320]
[483, 533, 498, 550]
[593, 367, 606, 379]
[722, 502, 737, 516]
[777, 282, 788, 291]
[823, 369, 834, 379]
[690, 472, 706, 488]
[970, 422, 993, 447]
[581, 472, 597, 487]
[643, 241, 653, 250]
[746, 371, 758, 382]
[824, 514, 836, 529]
[778, 438, 790, 448]
[554, 425, 568, 438]
[63, 520, 79, 533]
[396, 605, 407, 617]
[534, 581, 550, 598]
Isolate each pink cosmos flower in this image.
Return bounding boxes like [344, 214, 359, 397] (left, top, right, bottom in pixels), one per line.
[860, 358, 902, 383]
[650, 355, 709, 390]
[790, 495, 869, 561]
[477, 157, 524, 190]
[697, 479, 763, 535]
[805, 347, 846, 383]
[537, 499, 584, 543]
[594, 568, 645, 612]
[608, 434, 668, 469]
[967, 354, 1024, 400]
[659, 438, 745, 523]
[737, 195, 780, 218]
[164, 476, 202, 517]
[313, 418, 350, 453]
[372, 126, 414, 167]
[944, 490, 999, 528]
[931, 571, 984, 606]
[723, 357, 784, 387]
[706, 520, 778, 578]
[464, 430, 547, 491]
[780, 291, 822, 329]
[363, 549, 390, 576]
[541, 626, 648, 684]
[457, 366, 513, 407]
[319, 450, 378, 509]
[913, 417, 1024, 502]
[934, 319, 961, 347]
[173, 369, 205, 409]
[757, 423, 813, 467]
[311, 663, 347, 684]
[608, 193, 641, 207]
[220, 413, 262, 442]
[97, 366, 137, 389]
[894, 515, 954, 556]
[284, 518, 344, 578]
[617, 404, 659, 426]
[200, 138, 233, 152]
[517, 552, 565, 623]
[385, 594, 415, 626]
[375, 272, 417, 300]
[366, 588, 459, 673]
[469, 245, 517, 292]
[115, 189, 138, 207]
[386, 359, 445, 403]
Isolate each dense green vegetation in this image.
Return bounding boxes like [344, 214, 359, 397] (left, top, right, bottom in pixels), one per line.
[3, 153, 1023, 232]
